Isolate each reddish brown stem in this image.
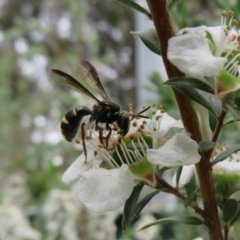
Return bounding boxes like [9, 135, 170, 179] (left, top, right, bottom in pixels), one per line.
[224, 224, 229, 240]
[146, 0, 223, 239]
[156, 176, 206, 220]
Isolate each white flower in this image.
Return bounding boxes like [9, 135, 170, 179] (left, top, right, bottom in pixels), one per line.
[168, 26, 227, 78]
[62, 108, 200, 213]
[0, 204, 41, 240]
[134, 110, 200, 168]
[167, 11, 240, 95]
[43, 189, 80, 240]
[213, 149, 240, 175]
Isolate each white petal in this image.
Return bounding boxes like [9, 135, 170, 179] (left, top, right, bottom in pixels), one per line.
[172, 165, 195, 187]
[205, 26, 222, 46]
[168, 29, 227, 78]
[144, 111, 183, 137]
[213, 161, 240, 175]
[62, 149, 99, 184]
[77, 165, 134, 213]
[147, 132, 200, 167]
[158, 113, 183, 137]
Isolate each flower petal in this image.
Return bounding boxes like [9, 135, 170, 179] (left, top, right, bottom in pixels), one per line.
[168, 28, 227, 78]
[147, 132, 200, 167]
[77, 164, 134, 213]
[158, 113, 183, 137]
[62, 149, 100, 184]
[213, 161, 240, 175]
[144, 111, 183, 137]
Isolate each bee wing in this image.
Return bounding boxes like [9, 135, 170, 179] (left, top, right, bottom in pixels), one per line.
[51, 69, 101, 103]
[77, 60, 110, 102]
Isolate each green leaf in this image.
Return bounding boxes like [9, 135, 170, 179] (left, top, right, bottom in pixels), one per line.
[223, 199, 238, 222]
[175, 166, 182, 187]
[139, 216, 203, 231]
[131, 28, 160, 55]
[224, 105, 240, 126]
[199, 140, 216, 151]
[229, 201, 240, 225]
[212, 144, 240, 165]
[184, 190, 198, 207]
[123, 190, 160, 229]
[174, 86, 217, 116]
[165, 77, 214, 94]
[184, 173, 196, 197]
[169, 0, 181, 9]
[209, 111, 217, 132]
[122, 183, 144, 229]
[115, 0, 151, 18]
[208, 94, 222, 116]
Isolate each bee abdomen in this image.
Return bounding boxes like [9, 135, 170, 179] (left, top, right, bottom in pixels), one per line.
[61, 106, 92, 142]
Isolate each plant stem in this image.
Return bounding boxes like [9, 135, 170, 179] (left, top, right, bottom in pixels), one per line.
[224, 224, 229, 240]
[212, 110, 228, 143]
[146, 0, 223, 239]
[156, 176, 206, 220]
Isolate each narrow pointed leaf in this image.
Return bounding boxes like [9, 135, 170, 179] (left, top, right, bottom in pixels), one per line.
[130, 190, 159, 221]
[169, 0, 181, 9]
[115, 0, 151, 18]
[165, 77, 214, 94]
[122, 183, 144, 228]
[199, 140, 216, 151]
[175, 166, 183, 187]
[212, 144, 240, 165]
[230, 201, 240, 225]
[131, 28, 160, 55]
[139, 216, 203, 231]
[223, 199, 238, 222]
[123, 189, 160, 229]
[184, 173, 196, 196]
[209, 94, 222, 116]
[224, 105, 240, 126]
[175, 86, 217, 116]
[184, 190, 198, 207]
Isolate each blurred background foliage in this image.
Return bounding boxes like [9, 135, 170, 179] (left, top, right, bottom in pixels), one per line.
[1, 0, 240, 239]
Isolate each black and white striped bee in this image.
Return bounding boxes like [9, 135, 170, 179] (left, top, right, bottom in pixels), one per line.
[52, 60, 149, 145]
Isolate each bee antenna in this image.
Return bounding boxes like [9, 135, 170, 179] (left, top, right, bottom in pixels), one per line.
[130, 105, 151, 121]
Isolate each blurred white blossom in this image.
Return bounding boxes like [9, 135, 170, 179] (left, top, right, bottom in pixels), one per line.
[42, 189, 81, 240]
[134, 214, 159, 240]
[2, 172, 30, 206]
[0, 204, 41, 240]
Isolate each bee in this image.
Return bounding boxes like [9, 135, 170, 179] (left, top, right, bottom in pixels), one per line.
[52, 60, 149, 151]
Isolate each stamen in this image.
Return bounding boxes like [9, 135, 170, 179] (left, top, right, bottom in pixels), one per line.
[88, 140, 118, 168]
[128, 149, 138, 162]
[139, 134, 149, 150]
[224, 53, 240, 72]
[131, 140, 143, 159]
[115, 147, 125, 165]
[119, 143, 131, 165]
[99, 148, 120, 168]
[137, 135, 146, 157]
[121, 140, 135, 164]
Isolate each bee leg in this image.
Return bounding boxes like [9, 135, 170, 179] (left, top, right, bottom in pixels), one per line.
[98, 128, 105, 147]
[105, 128, 112, 149]
[81, 122, 87, 163]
